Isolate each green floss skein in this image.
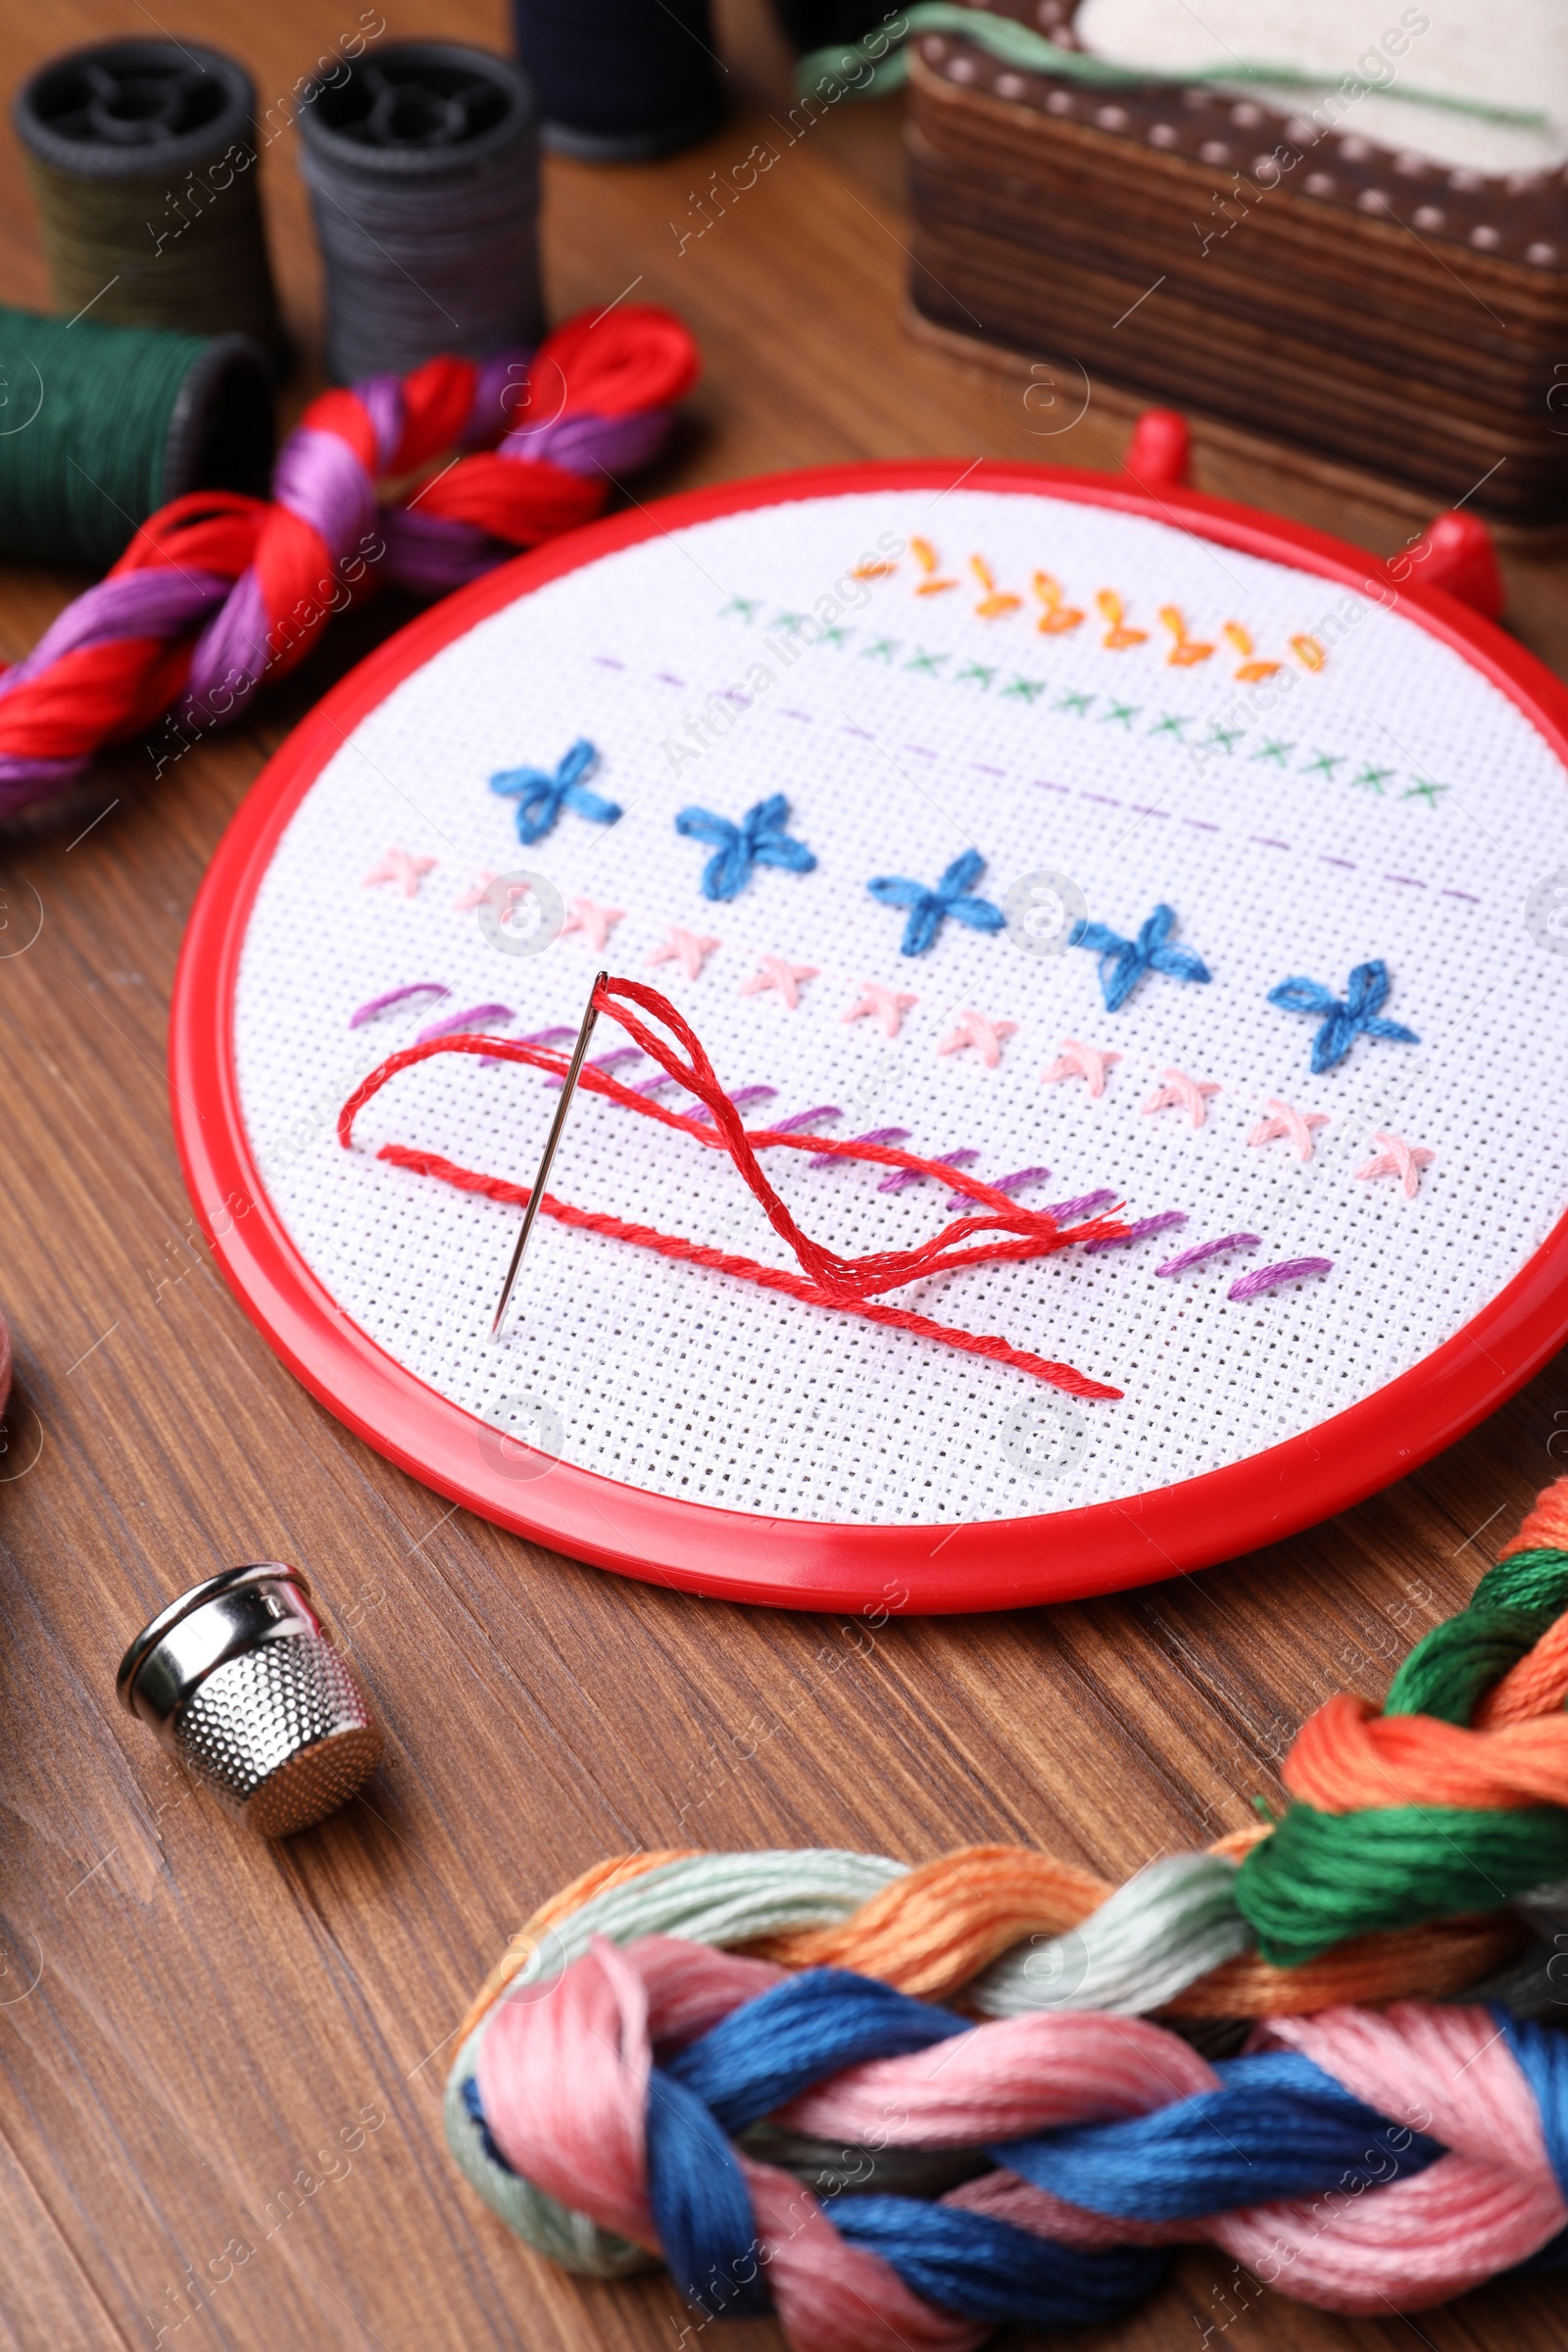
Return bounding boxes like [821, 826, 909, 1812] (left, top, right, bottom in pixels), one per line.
[0, 306, 272, 572]
[1236, 1540, 1568, 1968]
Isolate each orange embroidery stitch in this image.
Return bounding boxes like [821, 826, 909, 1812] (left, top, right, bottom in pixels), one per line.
[1097, 588, 1149, 651]
[970, 555, 1022, 619]
[910, 535, 958, 595]
[851, 539, 1329, 675]
[1032, 569, 1086, 635]
[1158, 605, 1216, 667]
[1224, 619, 1282, 683]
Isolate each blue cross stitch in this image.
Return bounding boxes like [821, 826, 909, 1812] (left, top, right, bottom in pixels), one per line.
[489, 737, 621, 845]
[1267, 958, 1418, 1073]
[1073, 902, 1210, 1012]
[866, 848, 1004, 956]
[675, 793, 816, 902]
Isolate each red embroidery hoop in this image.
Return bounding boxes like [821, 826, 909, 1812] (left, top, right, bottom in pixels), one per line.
[170, 459, 1568, 1612]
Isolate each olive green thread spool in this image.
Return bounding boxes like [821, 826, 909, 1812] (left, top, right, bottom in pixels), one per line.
[0, 305, 272, 572]
[15, 38, 285, 373]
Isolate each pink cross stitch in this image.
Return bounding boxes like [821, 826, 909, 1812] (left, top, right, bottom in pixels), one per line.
[843, 982, 919, 1040]
[1355, 1130, 1435, 1199]
[937, 1009, 1017, 1067]
[1143, 1067, 1222, 1129]
[364, 848, 437, 899]
[739, 955, 818, 1010]
[451, 870, 499, 911]
[1042, 1038, 1121, 1099]
[647, 927, 721, 980]
[562, 897, 625, 952]
[1247, 1097, 1331, 1163]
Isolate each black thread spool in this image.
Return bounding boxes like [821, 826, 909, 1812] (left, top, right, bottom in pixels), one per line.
[769, 2, 904, 49]
[13, 39, 285, 373]
[513, 0, 724, 160]
[298, 43, 543, 385]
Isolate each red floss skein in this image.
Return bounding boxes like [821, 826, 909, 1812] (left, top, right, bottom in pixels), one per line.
[0, 304, 699, 821]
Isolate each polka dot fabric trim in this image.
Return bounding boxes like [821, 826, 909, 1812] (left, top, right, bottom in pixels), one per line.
[232, 489, 1568, 1527]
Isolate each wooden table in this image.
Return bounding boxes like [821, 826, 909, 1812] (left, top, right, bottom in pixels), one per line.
[0, 6, 1561, 2348]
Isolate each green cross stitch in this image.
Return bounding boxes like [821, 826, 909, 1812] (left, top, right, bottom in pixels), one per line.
[1100, 701, 1141, 727]
[771, 611, 810, 637]
[718, 597, 761, 622]
[1402, 777, 1450, 808]
[1351, 765, 1395, 794]
[1251, 740, 1295, 767]
[1054, 690, 1095, 716]
[955, 662, 996, 689]
[1201, 724, 1242, 754]
[1148, 713, 1191, 740]
[1300, 750, 1344, 779]
[905, 647, 949, 677]
[861, 637, 900, 662]
[1001, 675, 1046, 703]
[818, 625, 854, 650]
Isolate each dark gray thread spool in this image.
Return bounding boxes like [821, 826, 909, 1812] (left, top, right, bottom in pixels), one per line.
[14, 39, 285, 373]
[297, 42, 542, 385]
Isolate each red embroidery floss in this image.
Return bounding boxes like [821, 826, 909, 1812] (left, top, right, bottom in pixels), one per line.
[339, 975, 1133, 1400]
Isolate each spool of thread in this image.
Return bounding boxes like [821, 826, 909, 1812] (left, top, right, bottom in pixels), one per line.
[13, 39, 284, 371]
[0, 305, 271, 573]
[513, 0, 723, 159]
[298, 42, 543, 384]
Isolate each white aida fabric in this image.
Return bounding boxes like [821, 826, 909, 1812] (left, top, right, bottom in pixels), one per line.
[1077, 0, 1568, 175]
[234, 486, 1568, 1526]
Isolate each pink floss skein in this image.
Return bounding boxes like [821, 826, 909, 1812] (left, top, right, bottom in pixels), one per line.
[776, 2009, 1218, 2146]
[478, 1938, 980, 2352]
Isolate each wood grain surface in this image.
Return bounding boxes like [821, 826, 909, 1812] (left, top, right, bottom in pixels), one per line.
[0, 5, 1563, 2349]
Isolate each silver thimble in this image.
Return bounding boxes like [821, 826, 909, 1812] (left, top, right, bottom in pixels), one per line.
[117, 1563, 383, 1837]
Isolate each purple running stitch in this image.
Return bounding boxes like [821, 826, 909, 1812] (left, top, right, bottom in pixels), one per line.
[1083, 1209, 1188, 1254]
[1228, 1256, 1333, 1301]
[1158, 1233, 1260, 1277]
[815, 1126, 910, 1172]
[349, 981, 449, 1028]
[878, 1143, 974, 1192]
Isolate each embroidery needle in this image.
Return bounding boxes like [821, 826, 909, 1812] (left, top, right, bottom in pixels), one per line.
[491, 968, 606, 1337]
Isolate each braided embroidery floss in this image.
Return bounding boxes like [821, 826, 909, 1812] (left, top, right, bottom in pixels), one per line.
[15, 40, 284, 368]
[0, 305, 271, 572]
[444, 1471, 1568, 2339]
[298, 42, 542, 382]
[0, 303, 698, 825]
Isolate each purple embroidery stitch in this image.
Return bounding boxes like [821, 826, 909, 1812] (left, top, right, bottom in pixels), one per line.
[816, 1125, 910, 1172]
[1083, 1209, 1188, 1254]
[522, 1025, 579, 1047]
[1045, 1188, 1120, 1221]
[947, 1165, 1053, 1210]
[544, 1046, 645, 1091]
[416, 1001, 513, 1043]
[773, 1104, 843, 1136]
[1229, 1256, 1334, 1300]
[349, 982, 450, 1028]
[879, 1145, 977, 1194]
[1157, 1233, 1261, 1276]
[635, 1073, 681, 1097]
[687, 1084, 778, 1126]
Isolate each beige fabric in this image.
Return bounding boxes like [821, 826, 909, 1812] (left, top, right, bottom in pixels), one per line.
[1077, 0, 1568, 174]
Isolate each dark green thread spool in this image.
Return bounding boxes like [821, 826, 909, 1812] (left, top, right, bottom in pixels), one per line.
[14, 38, 285, 373]
[0, 305, 272, 572]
